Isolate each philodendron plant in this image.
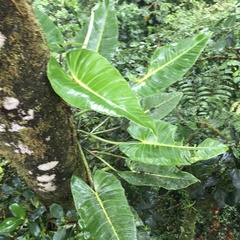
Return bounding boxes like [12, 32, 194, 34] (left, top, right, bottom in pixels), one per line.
[35, 0, 228, 239]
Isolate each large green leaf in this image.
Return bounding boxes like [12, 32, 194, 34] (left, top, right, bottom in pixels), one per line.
[117, 162, 198, 190]
[0, 217, 24, 233]
[71, 171, 137, 240]
[34, 9, 64, 52]
[77, 0, 118, 60]
[133, 33, 211, 97]
[47, 49, 156, 134]
[120, 120, 228, 166]
[141, 92, 183, 119]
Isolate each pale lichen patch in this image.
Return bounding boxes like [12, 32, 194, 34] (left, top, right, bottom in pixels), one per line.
[14, 143, 33, 155]
[45, 136, 51, 141]
[0, 124, 6, 132]
[9, 123, 26, 132]
[0, 32, 6, 49]
[37, 161, 59, 171]
[22, 109, 34, 120]
[37, 182, 57, 192]
[3, 97, 20, 110]
[37, 174, 56, 182]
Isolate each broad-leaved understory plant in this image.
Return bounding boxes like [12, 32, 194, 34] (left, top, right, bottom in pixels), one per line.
[19, 1, 229, 239]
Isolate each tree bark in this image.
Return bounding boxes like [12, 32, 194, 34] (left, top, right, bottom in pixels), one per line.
[0, 0, 86, 209]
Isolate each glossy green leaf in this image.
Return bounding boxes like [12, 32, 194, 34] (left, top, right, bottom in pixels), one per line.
[50, 203, 65, 219]
[22, 189, 34, 199]
[223, 15, 236, 28]
[9, 203, 26, 219]
[214, 189, 226, 208]
[34, 9, 64, 52]
[133, 33, 211, 96]
[77, 0, 118, 60]
[47, 49, 156, 134]
[141, 92, 183, 119]
[30, 206, 46, 222]
[71, 170, 137, 240]
[213, 36, 226, 52]
[29, 222, 41, 237]
[120, 120, 228, 166]
[1, 185, 14, 194]
[53, 228, 67, 240]
[117, 162, 198, 190]
[230, 169, 240, 190]
[0, 217, 24, 233]
[11, 176, 22, 189]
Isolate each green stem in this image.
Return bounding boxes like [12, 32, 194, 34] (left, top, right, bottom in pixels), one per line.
[78, 130, 121, 145]
[61, 42, 83, 47]
[78, 142, 94, 188]
[103, 145, 119, 152]
[85, 149, 118, 172]
[73, 109, 89, 118]
[91, 150, 127, 160]
[92, 126, 121, 135]
[90, 117, 110, 133]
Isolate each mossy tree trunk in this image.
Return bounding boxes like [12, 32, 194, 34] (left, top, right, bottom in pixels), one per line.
[179, 207, 197, 240]
[0, 0, 86, 209]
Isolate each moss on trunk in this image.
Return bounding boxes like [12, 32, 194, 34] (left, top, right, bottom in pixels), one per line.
[179, 206, 197, 240]
[0, 0, 86, 209]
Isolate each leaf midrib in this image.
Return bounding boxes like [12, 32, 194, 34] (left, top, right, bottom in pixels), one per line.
[72, 75, 149, 125]
[94, 191, 120, 240]
[132, 170, 188, 180]
[128, 141, 222, 150]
